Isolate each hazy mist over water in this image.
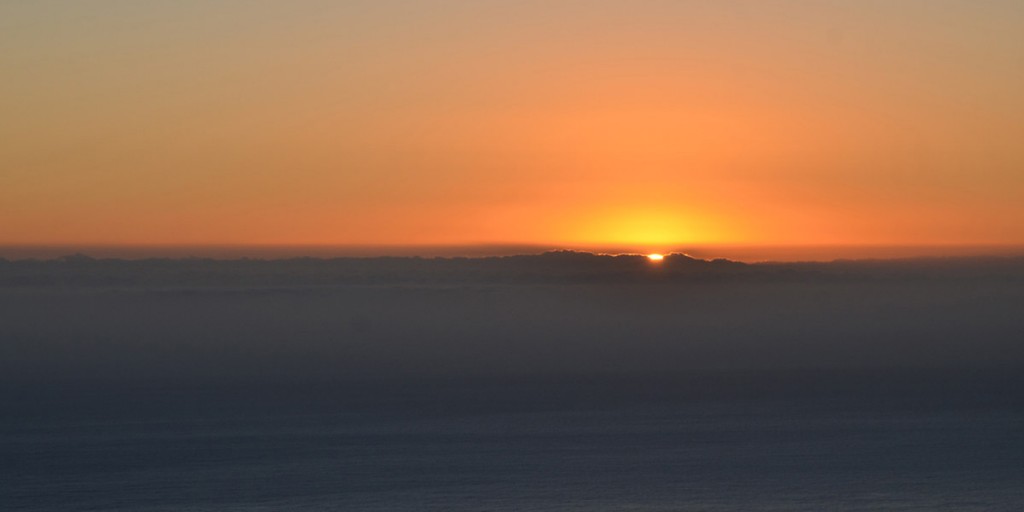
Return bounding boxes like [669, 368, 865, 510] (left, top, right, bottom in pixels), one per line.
[2, 253, 1024, 510]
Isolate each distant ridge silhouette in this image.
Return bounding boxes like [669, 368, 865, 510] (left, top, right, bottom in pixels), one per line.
[2, 251, 1023, 287]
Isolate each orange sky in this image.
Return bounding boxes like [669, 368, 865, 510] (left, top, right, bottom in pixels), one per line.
[2, 1, 1023, 253]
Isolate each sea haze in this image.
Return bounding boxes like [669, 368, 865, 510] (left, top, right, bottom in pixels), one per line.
[2, 252, 1024, 511]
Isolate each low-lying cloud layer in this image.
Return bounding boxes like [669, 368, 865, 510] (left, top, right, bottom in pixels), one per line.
[3, 252, 1022, 396]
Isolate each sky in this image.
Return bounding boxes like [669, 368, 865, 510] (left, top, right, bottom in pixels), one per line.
[2, 1, 1023, 252]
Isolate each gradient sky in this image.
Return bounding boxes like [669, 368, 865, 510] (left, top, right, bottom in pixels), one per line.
[2, 1, 1023, 250]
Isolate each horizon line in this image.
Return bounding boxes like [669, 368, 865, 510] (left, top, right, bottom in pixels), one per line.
[2, 242, 1024, 263]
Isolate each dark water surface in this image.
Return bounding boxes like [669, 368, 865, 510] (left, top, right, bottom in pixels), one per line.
[3, 259, 1024, 510]
[4, 377, 1024, 512]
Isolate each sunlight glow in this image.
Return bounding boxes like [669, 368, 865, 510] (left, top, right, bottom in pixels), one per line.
[647, 253, 664, 262]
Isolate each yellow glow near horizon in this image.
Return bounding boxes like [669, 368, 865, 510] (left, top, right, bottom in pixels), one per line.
[647, 253, 665, 262]
[558, 205, 736, 249]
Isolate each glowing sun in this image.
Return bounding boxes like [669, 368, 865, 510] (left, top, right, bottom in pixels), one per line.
[647, 253, 665, 262]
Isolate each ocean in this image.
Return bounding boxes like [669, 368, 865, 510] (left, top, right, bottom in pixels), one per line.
[3, 256, 1024, 510]
[4, 374, 1023, 511]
